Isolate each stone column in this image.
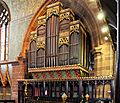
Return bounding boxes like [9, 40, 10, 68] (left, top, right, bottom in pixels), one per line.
[93, 46, 102, 76]
[93, 43, 114, 76]
[101, 43, 114, 76]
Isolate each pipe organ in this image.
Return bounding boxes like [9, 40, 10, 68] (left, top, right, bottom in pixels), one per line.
[20, 1, 92, 103]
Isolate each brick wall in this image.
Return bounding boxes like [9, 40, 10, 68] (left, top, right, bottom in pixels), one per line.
[11, 57, 26, 103]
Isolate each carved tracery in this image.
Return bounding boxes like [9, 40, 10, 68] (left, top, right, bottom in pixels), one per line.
[59, 31, 69, 47]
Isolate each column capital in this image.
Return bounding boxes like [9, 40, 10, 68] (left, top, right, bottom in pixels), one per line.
[92, 46, 102, 55]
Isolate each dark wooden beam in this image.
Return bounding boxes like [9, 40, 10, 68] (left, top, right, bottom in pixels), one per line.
[0, 60, 19, 65]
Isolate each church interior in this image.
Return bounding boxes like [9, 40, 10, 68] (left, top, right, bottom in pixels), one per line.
[0, 0, 118, 103]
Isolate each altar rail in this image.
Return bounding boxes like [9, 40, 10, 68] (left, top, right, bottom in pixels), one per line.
[18, 76, 114, 103]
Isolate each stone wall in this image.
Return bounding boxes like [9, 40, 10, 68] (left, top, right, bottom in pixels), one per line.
[3, 0, 45, 60]
[93, 42, 115, 76]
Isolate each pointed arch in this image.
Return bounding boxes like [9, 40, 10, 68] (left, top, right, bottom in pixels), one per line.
[21, 0, 101, 58]
[0, 0, 11, 60]
[0, 0, 11, 21]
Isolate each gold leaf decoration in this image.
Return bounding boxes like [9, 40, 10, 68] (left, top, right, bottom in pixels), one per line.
[37, 36, 45, 49]
[46, 2, 63, 19]
[59, 31, 69, 47]
[30, 31, 37, 42]
[60, 9, 74, 22]
[37, 16, 46, 27]
[70, 24, 80, 35]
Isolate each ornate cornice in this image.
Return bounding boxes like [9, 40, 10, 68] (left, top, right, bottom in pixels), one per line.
[47, 6, 59, 18]
[46, 2, 62, 19]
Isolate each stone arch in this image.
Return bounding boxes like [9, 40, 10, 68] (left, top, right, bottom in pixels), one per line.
[60, 0, 101, 47]
[21, 0, 101, 58]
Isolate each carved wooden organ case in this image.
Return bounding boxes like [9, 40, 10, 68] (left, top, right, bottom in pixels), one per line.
[28, 2, 90, 80]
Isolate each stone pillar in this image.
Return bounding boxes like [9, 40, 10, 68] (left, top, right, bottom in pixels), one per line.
[93, 42, 115, 76]
[93, 46, 102, 76]
[11, 57, 26, 103]
[101, 43, 114, 76]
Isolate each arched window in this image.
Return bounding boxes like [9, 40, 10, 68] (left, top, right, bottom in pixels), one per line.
[0, 0, 10, 61]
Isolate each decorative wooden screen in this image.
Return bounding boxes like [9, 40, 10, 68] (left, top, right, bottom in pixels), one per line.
[28, 2, 90, 68]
